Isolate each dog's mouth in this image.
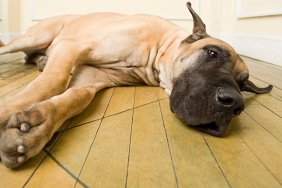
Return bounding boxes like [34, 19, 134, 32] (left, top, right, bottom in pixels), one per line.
[192, 120, 230, 137]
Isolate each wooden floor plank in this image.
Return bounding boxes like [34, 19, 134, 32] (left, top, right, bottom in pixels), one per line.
[205, 122, 281, 188]
[160, 99, 229, 188]
[0, 65, 36, 87]
[105, 86, 135, 117]
[0, 71, 40, 98]
[233, 112, 282, 183]
[134, 86, 158, 107]
[49, 120, 101, 176]
[69, 88, 114, 127]
[127, 102, 177, 188]
[244, 92, 282, 117]
[0, 83, 28, 100]
[24, 156, 76, 188]
[0, 152, 46, 187]
[78, 110, 133, 188]
[0, 53, 36, 87]
[156, 87, 168, 100]
[244, 95, 282, 141]
[0, 52, 25, 64]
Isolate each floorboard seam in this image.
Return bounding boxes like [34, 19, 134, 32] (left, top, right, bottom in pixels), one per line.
[124, 86, 136, 188]
[244, 111, 281, 143]
[0, 83, 29, 99]
[73, 87, 115, 188]
[64, 98, 167, 130]
[22, 119, 73, 187]
[234, 131, 281, 185]
[22, 154, 49, 188]
[158, 100, 179, 188]
[253, 99, 282, 118]
[203, 136, 232, 188]
[44, 149, 89, 188]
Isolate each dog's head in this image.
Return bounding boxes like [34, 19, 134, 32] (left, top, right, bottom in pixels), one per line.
[169, 2, 272, 137]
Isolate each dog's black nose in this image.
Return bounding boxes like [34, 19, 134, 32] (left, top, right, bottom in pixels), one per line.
[216, 87, 244, 116]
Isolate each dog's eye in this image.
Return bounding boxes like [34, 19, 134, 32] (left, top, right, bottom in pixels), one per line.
[208, 50, 218, 58]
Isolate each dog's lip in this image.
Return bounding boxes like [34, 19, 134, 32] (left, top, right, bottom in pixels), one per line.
[191, 120, 230, 137]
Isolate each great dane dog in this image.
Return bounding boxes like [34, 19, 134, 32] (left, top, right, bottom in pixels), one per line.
[0, 2, 272, 168]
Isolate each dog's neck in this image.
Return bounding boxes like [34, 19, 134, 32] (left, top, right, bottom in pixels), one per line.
[156, 30, 189, 96]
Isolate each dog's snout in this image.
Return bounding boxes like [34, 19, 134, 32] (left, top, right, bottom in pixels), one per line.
[216, 87, 244, 116]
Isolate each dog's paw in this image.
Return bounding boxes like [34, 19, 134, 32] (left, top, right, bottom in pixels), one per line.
[25, 53, 47, 71]
[0, 103, 54, 168]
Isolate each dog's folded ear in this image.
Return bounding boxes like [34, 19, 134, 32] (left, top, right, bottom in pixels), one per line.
[182, 2, 209, 43]
[240, 79, 273, 94]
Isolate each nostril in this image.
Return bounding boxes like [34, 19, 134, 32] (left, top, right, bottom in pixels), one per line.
[216, 87, 244, 116]
[217, 93, 234, 106]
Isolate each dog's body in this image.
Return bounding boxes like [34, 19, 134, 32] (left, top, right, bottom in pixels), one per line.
[0, 3, 271, 168]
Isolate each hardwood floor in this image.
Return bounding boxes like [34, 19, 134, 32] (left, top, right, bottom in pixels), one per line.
[0, 53, 281, 188]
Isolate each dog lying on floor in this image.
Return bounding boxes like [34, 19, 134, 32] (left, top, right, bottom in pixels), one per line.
[0, 2, 272, 168]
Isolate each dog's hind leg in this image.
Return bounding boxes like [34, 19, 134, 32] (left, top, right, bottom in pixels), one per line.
[0, 66, 114, 168]
[0, 32, 53, 56]
[0, 16, 69, 55]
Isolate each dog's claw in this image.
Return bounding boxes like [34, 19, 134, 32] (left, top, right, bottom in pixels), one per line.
[17, 145, 25, 153]
[17, 156, 25, 163]
[20, 123, 30, 132]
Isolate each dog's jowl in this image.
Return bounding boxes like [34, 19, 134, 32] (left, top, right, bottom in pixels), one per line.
[0, 2, 272, 168]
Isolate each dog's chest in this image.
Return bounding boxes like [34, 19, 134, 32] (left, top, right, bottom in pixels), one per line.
[77, 46, 160, 86]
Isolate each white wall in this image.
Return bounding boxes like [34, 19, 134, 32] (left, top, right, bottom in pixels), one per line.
[0, 0, 21, 42]
[0, 0, 2, 21]
[200, 0, 282, 66]
[20, 0, 198, 32]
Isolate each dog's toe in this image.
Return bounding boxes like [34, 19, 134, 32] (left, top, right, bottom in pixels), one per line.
[20, 123, 31, 132]
[17, 144, 26, 153]
[17, 156, 26, 163]
[0, 153, 26, 168]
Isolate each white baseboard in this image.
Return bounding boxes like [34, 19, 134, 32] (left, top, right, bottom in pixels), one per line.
[0, 32, 20, 44]
[212, 33, 282, 67]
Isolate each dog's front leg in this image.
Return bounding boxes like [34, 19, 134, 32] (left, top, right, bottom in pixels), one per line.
[0, 66, 113, 168]
[0, 40, 83, 125]
[6, 40, 82, 108]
